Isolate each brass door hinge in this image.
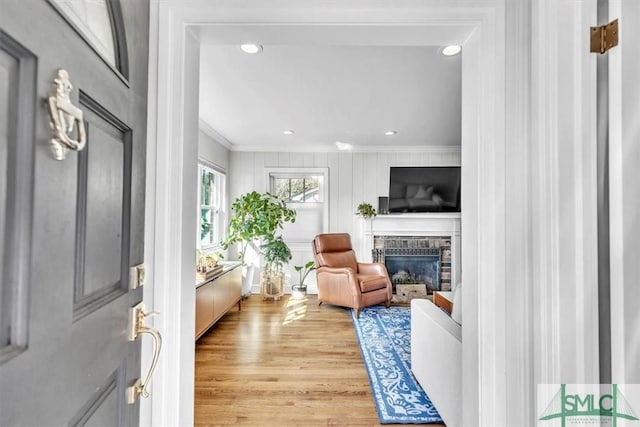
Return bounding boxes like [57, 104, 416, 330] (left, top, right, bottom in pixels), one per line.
[591, 19, 618, 54]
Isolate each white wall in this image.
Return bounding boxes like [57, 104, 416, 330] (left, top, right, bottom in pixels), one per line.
[198, 130, 229, 171]
[610, 0, 640, 384]
[229, 149, 461, 268]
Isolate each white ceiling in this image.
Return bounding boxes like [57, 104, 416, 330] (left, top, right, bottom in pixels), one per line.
[198, 25, 465, 152]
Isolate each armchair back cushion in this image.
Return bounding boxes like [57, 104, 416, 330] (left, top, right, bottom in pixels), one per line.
[312, 233, 357, 271]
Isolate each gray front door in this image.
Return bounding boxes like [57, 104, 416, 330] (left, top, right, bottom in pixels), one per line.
[0, 1, 149, 425]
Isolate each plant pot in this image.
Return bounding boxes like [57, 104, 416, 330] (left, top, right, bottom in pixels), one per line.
[241, 264, 255, 297]
[260, 270, 284, 300]
[291, 284, 307, 300]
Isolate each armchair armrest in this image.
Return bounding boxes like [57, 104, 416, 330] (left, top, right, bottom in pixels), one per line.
[357, 262, 388, 276]
[316, 266, 361, 298]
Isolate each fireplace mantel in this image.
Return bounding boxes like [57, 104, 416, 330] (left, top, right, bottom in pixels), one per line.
[360, 213, 461, 290]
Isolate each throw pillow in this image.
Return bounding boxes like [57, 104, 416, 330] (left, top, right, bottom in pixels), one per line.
[432, 192, 444, 205]
[405, 184, 421, 199]
[451, 283, 462, 325]
[414, 185, 434, 200]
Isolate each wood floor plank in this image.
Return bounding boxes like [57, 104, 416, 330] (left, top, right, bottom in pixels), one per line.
[194, 294, 445, 426]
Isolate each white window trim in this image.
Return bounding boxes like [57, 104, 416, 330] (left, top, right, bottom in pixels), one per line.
[197, 160, 226, 252]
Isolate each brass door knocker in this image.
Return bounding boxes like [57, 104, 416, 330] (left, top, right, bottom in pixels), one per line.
[46, 69, 86, 160]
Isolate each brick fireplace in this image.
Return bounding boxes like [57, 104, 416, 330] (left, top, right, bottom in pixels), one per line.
[372, 236, 452, 292]
[360, 213, 461, 294]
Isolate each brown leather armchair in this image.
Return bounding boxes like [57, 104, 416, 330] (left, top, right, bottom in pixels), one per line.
[312, 233, 392, 317]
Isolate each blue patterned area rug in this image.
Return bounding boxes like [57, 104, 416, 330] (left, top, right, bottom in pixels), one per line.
[351, 306, 443, 424]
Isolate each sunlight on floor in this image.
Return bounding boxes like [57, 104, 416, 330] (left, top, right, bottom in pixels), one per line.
[282, 297, 308, 325]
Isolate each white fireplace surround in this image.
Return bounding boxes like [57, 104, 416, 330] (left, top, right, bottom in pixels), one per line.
[360, 213, 462, 289]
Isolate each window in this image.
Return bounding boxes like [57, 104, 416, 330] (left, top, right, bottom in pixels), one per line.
[198, 163, 226, 251]
[272, 176, 322, 203]
[268, 169, 328, 244]
[49, 0, 129, 78]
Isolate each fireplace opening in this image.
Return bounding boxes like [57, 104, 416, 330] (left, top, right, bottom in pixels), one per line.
[383, 248, 441, 292]
[373, 246, 442, 293]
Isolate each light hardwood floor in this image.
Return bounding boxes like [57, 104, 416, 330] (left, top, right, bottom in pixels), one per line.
[194, 294, 445, 427]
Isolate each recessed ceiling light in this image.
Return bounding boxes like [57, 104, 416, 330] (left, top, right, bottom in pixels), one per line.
[240, 44, 263, 54]
[335, 141, 352, 151]
[283, 130, 295, 135]
[441, 45, 462, 56]
[384, 130, 397, 136]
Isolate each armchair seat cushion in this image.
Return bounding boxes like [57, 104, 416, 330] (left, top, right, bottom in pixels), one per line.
[357, 274, 390, 293]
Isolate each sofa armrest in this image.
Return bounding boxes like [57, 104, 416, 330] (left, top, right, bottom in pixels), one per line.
[411, 299, 461, 427]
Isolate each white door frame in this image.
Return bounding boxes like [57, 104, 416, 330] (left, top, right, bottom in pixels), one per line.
[143, 1, 600, 426]
[143, 2, 504, 425]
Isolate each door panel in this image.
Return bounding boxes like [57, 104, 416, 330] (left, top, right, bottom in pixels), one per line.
[0, 30, 36, 363]
[0, 48, 11, 342]
[68, 366, 125, 427]
[74, 92, 132, 319]
[0, 0, 149, 425]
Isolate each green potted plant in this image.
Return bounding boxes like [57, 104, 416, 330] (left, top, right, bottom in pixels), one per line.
[292, 261, 315, 300]
[221, 191, 296, 262]
[260, 236, 292, 300]
[357, 202, 377, 219]
[221, 191, 296, 296]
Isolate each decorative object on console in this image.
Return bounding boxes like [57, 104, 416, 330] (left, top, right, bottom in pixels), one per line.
[196, 249, 224, 280]
[356, 202, 377, 219]
[352, 305, 443, 424]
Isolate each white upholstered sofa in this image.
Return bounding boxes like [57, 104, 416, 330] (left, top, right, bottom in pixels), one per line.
[411, 288, 462, 427]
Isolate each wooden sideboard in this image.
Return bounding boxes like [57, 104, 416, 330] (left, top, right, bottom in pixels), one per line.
[195, 261, 242, 340]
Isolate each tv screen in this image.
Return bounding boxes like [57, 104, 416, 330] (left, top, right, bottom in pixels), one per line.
[388, 167, 461, 213]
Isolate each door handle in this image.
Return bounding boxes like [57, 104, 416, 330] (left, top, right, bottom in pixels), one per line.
[126, 302, 162, 404]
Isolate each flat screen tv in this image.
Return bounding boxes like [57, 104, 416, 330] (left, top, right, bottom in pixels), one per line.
[388, 166, 461, 213]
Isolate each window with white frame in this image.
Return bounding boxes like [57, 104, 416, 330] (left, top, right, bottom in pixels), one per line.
[272, 175, 322, 203]
[198, 162, 226, 251]
[268, 169, 328, 244]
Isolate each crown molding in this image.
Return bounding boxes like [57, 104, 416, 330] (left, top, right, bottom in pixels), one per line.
[198, 119, 234, 150]
[229, 143, 461, 153]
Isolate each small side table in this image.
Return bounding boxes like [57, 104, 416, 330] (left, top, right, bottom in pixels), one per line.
[433, 291, 453, 315]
